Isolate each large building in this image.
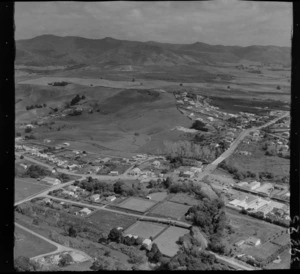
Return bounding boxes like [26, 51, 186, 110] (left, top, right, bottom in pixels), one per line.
[41, 176, 61, 185]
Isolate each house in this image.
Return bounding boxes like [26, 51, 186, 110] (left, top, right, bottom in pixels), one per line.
[249, 181, 261, 190]
[42, 198, 52, 205]
[67, 164, 78, 170]
[152, 160, 161, 168]
[63, 142, 70, 147]
[117, 227, 123, 231]
[41, 177, 61, 185]
[20, 163, 28, 170]
[142, 239, 152, 251]
[79, 207, 92, 216]
[106, 195, 116, 202]
[129, 167, 141, 176]
[234, 240, 245, 247]
[109, 171, 119, 176]
[90, 194, 100, 202]
[67, 185, 79, 192]
[245, 237, 261, 246]
[181, 171, 193, 178]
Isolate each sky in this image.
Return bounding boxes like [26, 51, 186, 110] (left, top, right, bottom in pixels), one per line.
[15, 1, 293, 47]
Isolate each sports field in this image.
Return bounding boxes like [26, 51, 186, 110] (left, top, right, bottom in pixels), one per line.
[116, 197, 157, 213]
[154, 226, 189, 257]
[15, 178, 50, 203]
[124, 221, 166, 239]
[149, 201, 190, 220]
[87, 210, 137, 236]
[14, 226, 57, 258]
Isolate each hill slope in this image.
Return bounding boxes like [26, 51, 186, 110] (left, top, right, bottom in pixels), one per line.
[16, 35, 291, 67]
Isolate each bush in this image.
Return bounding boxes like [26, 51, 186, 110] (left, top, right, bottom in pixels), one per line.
[58, 253, 73, 267]
[24, 127, 32, 133]
[191, 120, 208, 131]
[14, 256, 38, 271]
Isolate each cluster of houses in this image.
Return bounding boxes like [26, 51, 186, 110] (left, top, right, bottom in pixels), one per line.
[235, 236, 261, 248]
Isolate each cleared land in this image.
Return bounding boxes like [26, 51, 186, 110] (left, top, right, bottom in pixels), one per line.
[86, 210, 137, 236]
[15, 178, 51, 202]
[14, 226, 57, 258]
[243, 242, 282, 262]
[154, 226, 189, 257]
[264, 248, 291, 269]
[226, 208, 286, 246]
[116, 197, 157, 213]
[124, 221, 166, 239]
[149, 201, 190, 220]
[148, 192, 168, 202]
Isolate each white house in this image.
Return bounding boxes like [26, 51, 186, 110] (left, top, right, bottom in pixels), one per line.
[142, 239, 152, 251]
[129, 167, 141, 176]
[245, 237, 261, 246]
[249, 181, 261, 191]
[90, 194, 101, 202]
[41, 177, 61, 185]
[106, 195, 116, 202]
[79, 207, 92, 216]
[109, 171, 119, 176]
[152, 160, 161, 168]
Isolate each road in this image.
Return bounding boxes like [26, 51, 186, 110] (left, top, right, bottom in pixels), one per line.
[15, 222, 92, 261]
[197, 112, 289, 180]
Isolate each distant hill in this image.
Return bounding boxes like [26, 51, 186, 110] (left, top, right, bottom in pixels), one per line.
[15, 34, 291, 67]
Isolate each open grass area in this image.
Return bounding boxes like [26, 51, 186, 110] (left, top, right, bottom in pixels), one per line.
[243, 242, 282, 261]
[226, 208, 286, 246]
[14, 226, 57, 258]
[15, 177, 51, 202]
[154, 226, 189, 257]
[116, 197, 157, 213]
[149, 201, 190, 220]
[264, 248, 291, 269]
[86, 210, 137, 236]
[147, 192, 168, 202]
[124, 221, 166, 239]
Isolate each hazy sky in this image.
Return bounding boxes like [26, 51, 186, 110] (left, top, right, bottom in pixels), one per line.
[15, 1, 292, 47]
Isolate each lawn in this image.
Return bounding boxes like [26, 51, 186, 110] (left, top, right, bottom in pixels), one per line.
[87, 210, 137, 236]
[15, 177, 51, 203]
[270, 231, 290, 246]
[116, 197, 157, 213]
[149, 201, 190, 220]
[148, 192, 168, 202]
[226, 208, 286, 246]
[14, 226, 57, 258]
[243, 242, 282, 261]
[154, 226, 190, 257]
[124, 221, 166, 239]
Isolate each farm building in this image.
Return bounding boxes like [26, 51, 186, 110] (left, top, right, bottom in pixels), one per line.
[234, 240, 245, 247]
[42, 198, 52, 205]
[181, 171, 194, 178]
[20, 163, 28, 170]
[41, 177, 61, 185]
[245, 237, 261, 246]
[237, 181, 249, 188]
[257, 204, 274, 216]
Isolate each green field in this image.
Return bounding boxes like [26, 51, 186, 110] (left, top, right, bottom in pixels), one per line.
[14, 226, 57, 258]
[264, 248, 291, 269]
[149, 201, 191, 220]
[124, 221, 166, 239]
[15, 178, 50, 202]
[168, 193, 200, 206]
[154, 226, 190, 257]
[116, 197, 157, 213]
[87, 210, 137, 236]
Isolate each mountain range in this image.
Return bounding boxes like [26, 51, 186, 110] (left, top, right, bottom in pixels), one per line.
[15, 35, 291, 67]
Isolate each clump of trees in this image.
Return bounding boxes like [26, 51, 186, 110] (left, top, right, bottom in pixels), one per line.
[48, 81, 69, 86]
[24, 127, 32, 133]
[25, 164, 51, 178]
[191, 120, 208, 132]
[14, 256, 39, 272]
[26, 104, 46, 110]
[70, 94, 85, 106]
[218, 161, 257, 180]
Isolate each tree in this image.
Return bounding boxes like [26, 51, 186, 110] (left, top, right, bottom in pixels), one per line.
[191, 120, 208, 132]
[58, 253, 73, 267]
[107, 228, 123, 243]
[113, 180, 125, 194]
[14, 256, 37, 271]
[24, 127, 32, 133]
[132, 78, 135, 82]
[68, 226, 77, 238]
[20, 155, 24, 159]
[147, 243, 162, 263]
[276, 85, 281, 90]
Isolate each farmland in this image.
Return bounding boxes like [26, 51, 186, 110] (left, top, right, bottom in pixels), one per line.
[116, 197, 157, 213]
[124, 221, 166, 239]
[14, 226, 57, 258]
[154, 226, 190, 257]
[86, 210, 137, 236]
[149, 201, 191, 220]
[15, 178, 51, 202]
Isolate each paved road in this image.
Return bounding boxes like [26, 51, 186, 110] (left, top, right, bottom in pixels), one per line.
[15, 222, 92, 261]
